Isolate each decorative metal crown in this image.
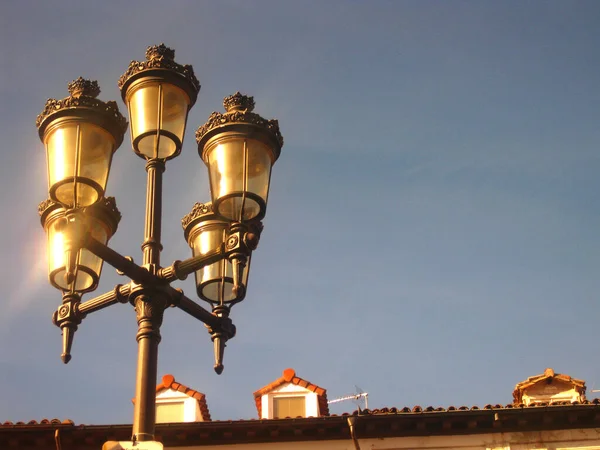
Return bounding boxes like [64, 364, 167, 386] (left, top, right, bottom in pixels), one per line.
[181, 202, 214, 230]
[118, 43, 200, 103]
[38, 197, 121, 233]
[85, 196, 122, 233]
[91, 196, 122, 221]
[36, 78, 127, 145]
[68, 77, 100, 98]
[223, 92, 256, 112]
[195, 93, 284, 152]
[145, 43, 175, 61]
[38, 198, 57, 217]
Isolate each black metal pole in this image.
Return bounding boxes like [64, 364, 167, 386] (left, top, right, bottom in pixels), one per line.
[131, 158, 166, 442]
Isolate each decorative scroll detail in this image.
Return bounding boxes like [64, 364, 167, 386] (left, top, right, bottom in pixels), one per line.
[36, 78, 127, 133]
[195, 93, 284, 149]
[117, 43, 200, 93]
[181, 202, 213, 229]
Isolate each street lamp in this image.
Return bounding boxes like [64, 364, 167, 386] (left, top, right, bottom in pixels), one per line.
[35, 44, 283, 445]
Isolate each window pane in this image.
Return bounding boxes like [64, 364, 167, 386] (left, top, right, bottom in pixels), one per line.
[273, 396, 305, 418]
[156, 402, 184, 423]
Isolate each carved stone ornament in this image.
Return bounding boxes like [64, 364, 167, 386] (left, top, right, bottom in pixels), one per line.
[36, 77, 127, 143]
[181, 202, 214, 230]
[195, 92, 284, 151]
[117, 43, 200, 101]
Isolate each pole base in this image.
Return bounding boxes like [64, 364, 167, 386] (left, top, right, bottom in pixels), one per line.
[103, 441, 163, 450]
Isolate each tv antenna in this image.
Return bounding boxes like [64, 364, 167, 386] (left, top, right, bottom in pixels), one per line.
[328, 386, 369, 410]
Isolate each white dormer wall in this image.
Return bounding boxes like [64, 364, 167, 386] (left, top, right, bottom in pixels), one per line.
[522, 381, 582, 406]
[156, 388, 203, 422]
[260, 382, 320, 419]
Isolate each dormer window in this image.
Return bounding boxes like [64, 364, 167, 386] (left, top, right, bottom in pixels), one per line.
[141, 374, 211, 423]
[512, 368, 586, 406]
[254, 368, 329, 419]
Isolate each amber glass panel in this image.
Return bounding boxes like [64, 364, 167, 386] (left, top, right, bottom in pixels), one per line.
[128, 82, 189, 159]
[189, 222, 249, 303]
[46, 123, 114, 207]
[273, 397, 306, 418]
[206, 138, 272, 221]
[156, 402, 185, 423]
[46, 216, 109, 293]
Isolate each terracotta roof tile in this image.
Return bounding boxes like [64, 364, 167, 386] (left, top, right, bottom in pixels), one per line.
[151, 374, 211, 421]
[253, 368, 329, 418]
[354, 398, 600, 417]
[0, 419, 73, 427]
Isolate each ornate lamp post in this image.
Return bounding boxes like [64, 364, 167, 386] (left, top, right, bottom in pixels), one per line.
[35, 44, 283, 445]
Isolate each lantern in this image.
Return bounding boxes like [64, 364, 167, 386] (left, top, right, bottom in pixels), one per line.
[182, 202, 250, 305]
[118, 44, 200, 160]
[39, 197, 121, 293]
[36, 78, 126, 208]
[196, 93, 283, 222]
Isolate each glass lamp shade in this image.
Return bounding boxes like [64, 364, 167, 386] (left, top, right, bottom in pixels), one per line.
[39, 197, 121, 294]
[124, 79, 190, 159]
[44, 120, 115, 208]
[196, 93, 283, 222]
[204, 134, 274, 222]
[182, 203, 250, 305]
[36, 78, 126, 209]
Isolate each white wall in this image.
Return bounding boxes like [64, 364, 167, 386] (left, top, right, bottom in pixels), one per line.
[156, 388, 204, 422]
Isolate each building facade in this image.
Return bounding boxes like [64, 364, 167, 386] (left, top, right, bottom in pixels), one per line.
[2, 368, 600, 450]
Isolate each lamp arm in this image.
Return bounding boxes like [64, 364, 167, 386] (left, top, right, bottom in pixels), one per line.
[159, 220, 262, 282]
[167, 286, 236, 374]
[84, 236, 158, 285]
[78, 283, 131, 316]
[166, 286, 222, 328]
[158, 245, 225, 282]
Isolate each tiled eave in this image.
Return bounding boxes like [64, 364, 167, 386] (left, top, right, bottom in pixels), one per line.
[4, 403, 600, 449]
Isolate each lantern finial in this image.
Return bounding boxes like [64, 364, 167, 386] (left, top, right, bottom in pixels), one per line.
[145, 43, 175, 62]
[223, 92, 255, 112]
[67, 78, 100, 98]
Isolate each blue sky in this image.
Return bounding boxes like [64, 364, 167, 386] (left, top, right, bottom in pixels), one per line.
[1, 0, 599, 424]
